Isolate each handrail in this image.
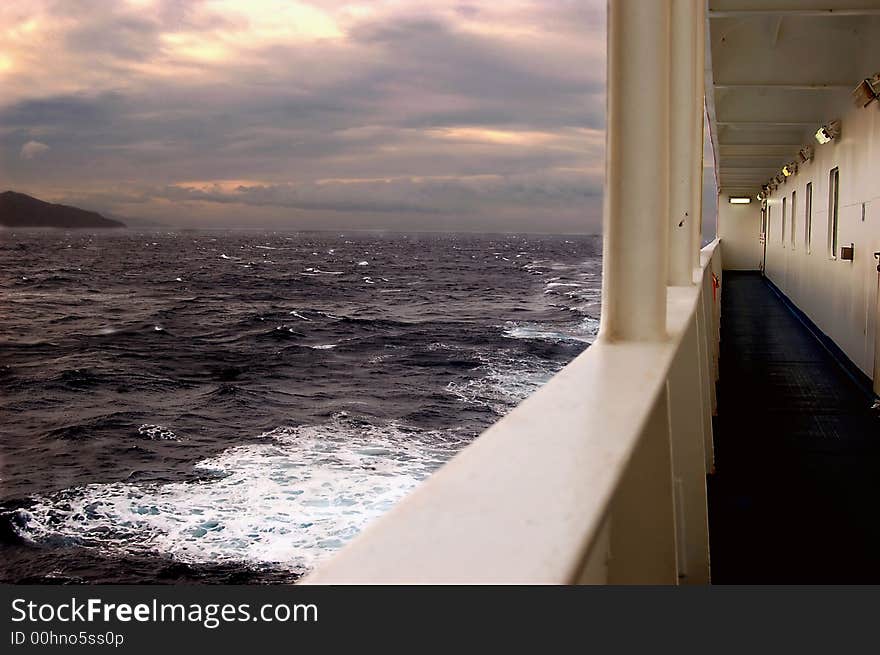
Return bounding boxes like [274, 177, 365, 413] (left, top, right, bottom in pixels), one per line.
[305, 239, 722, 584]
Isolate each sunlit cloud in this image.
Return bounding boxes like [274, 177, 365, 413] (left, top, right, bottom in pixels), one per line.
[206, 0, 344, 41]
[430, 127, 559, 146]
[19, 140, 50, 159]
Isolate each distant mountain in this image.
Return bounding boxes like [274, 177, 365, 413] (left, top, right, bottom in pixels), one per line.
[0, 191, 124, 228]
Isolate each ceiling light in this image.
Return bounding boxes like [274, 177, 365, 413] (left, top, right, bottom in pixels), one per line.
[815, 120, 841, 145]
[798, 146, 814, 163]
[782, 165, 792, 177]
[729, 197, 751, 204]
[852, 73, 880, 108]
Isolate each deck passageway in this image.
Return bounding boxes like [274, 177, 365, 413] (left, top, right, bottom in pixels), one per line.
[709, 272, 880, 583]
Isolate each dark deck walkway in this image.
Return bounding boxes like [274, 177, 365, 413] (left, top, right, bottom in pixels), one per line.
[708, 272, 880, 583]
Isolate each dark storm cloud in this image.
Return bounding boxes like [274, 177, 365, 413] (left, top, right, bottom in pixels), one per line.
[0, 1, 607, 232]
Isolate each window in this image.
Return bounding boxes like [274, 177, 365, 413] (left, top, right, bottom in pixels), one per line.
[829, 167, 840, 258]
[791, 191, 797, 249]
[782, 196, 787, 246]
[805, 182, 812, 253]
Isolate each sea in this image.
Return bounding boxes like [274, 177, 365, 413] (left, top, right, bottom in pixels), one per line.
[0, 230, 601, 583]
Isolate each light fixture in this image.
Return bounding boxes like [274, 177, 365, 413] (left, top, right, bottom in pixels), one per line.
[852, 73, 880, 108]
[729, 196, 751, 204]
[756, 193, 764, 201]
[782, 162, 797, 177]
[775, 174, 785, 184]
[815, 120, 841, 145]
[798, 146, 814, 163]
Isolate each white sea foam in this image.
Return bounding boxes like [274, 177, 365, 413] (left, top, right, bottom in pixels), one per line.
[138, 424, 179, 441]
[289, 311, 311, 321]
[502, 316, 598, 344]
[17, 418, 467, 572]
[446, 350, 561, 415]
[303, 268, 344, 275]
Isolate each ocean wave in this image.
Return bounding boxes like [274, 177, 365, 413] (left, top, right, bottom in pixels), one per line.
[13, 416, 468, 572]
[303, 268, 344, 275]
[137, 424, 179, 441]
[52, 368, 103, 389]
[502, 316, 599, 343]
[446, 349, 562, 415]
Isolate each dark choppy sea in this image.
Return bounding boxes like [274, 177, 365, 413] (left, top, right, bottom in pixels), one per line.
[0, 230, 601, 583]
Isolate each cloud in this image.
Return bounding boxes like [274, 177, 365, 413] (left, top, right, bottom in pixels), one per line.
[148, 168, 602, 214]
[0, 1, 607, 232]
[19, 140, 49, 159]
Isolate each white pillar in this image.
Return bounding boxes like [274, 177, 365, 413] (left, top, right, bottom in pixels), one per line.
[691, 0, 707, 271]
[668, 0, 698, 286]
[600, 0, 672, 341]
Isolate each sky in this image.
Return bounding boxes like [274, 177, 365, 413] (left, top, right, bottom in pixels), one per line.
[0, 0, 715, 233]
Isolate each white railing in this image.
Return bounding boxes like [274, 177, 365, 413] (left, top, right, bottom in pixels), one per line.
[305, 239, 722, 584]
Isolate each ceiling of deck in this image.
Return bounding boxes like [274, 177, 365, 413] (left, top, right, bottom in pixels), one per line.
[706, 0, 880, 195]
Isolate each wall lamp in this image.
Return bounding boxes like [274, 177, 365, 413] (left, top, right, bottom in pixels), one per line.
[852, 73, 880, 108]
[729, 197, 751, 204]
[815, 120, 841, 145]
[798, 146, 814, 163]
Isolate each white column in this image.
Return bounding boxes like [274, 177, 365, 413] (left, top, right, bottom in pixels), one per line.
[668, 0, 698, 286]
[691, 0, 707, 271]
[600, 0, 672, 341]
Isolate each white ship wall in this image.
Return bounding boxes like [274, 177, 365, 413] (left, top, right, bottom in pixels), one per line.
[721, 102, 880, 378]
[717, 199, 761, 270]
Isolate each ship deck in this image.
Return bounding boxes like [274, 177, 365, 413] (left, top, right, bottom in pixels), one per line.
[709, 272, 880, 583]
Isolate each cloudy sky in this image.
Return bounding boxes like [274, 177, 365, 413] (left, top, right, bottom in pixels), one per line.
[0, 0, 614, 231]
[1, 1, 715, 233]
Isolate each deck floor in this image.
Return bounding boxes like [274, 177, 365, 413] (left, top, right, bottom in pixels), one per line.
[708, 272, 880, 583]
